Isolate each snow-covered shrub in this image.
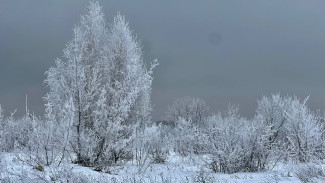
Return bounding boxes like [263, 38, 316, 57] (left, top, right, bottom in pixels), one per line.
[166, 97, 215, 157]
[173, 118, 206, 156]
[49, 165, 90, 183]
[194, 167, 215, 183]
[284, 97, 324, 162]
[148, 127, 169, 164]
[11, 96, 74, 168]
[254, 94, 292, 164]
[0, 105, 68, 167]
[133, 125, 169, 172]
[204, 106, 266, 173]
[205, 109, 248, 173]
[255, 94, 325, 163]
[292, 163, 325, 183]
[0, 110, 34, 152]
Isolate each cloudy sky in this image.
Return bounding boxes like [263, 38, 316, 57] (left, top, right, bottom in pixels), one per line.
[1, 0, 325, 120]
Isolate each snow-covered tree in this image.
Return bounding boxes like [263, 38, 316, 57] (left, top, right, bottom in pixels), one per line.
[90, 14, 158, 167]
[45, 2, 157, 167]
[44, 2, 107, 165]
[105, 13, 157, 129]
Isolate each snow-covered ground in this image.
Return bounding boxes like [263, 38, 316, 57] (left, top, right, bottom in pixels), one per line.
[2, 151, 324, 183]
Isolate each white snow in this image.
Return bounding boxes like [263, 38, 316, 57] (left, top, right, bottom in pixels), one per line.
[2, 151, 323, 183]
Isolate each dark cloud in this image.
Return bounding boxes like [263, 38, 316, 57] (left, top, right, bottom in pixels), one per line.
[0, 0, 325, 120]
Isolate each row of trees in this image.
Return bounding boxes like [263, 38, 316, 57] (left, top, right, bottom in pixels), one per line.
[2, 94, 321, 173]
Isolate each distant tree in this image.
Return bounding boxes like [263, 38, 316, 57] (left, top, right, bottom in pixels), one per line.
[166, 96, 209, 127]
[165, 97, 210, 156]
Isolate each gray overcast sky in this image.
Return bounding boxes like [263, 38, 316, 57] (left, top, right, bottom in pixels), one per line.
[1, 0, 325, 120]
